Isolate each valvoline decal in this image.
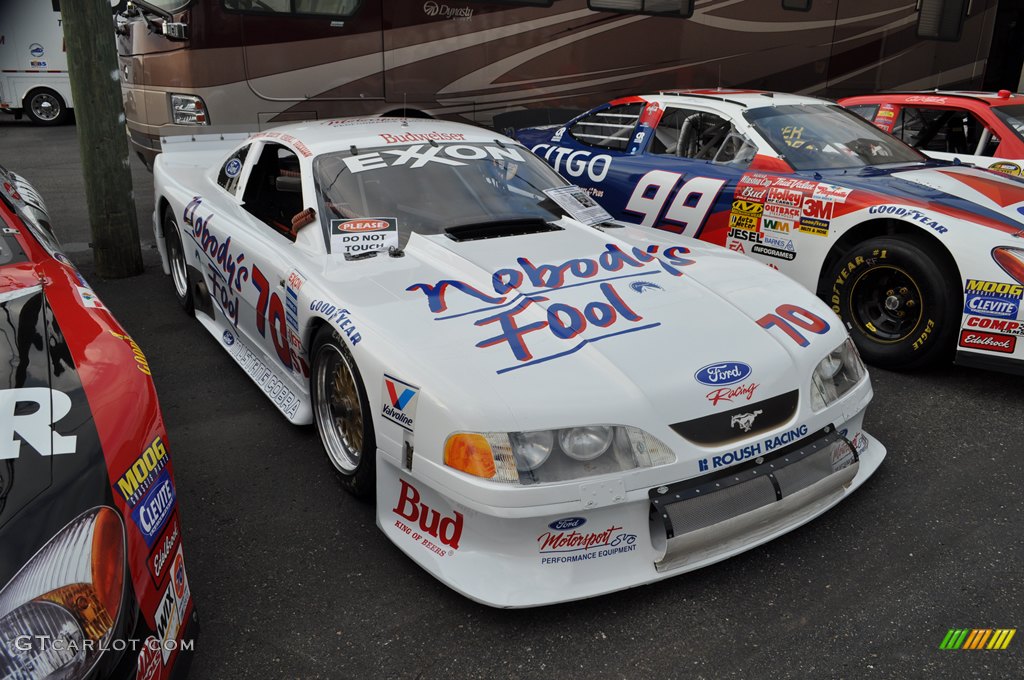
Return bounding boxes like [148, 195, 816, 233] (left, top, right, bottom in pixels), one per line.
[694, 362, 752, 387]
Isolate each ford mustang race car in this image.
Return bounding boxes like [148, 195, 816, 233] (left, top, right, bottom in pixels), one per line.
[0, 166, 195, 679]
[516, 90, 1024, 375]
[840, 90, 1024, 176]
[152, 119, 885, 607]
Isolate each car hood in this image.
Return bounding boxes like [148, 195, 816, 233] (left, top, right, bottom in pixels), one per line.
[0, 280, 108, 586]
[337, 221, 847, 429]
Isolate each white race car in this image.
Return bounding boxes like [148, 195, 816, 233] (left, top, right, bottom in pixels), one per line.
[153, 119, 885, 607]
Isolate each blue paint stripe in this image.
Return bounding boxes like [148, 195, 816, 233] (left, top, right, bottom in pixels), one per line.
[495, 322, 661, 374]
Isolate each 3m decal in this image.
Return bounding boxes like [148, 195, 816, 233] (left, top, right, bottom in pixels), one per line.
[407, 244, 692, 373]
[392, 479, 463, 555]
[115, 436, 168, 506]
[382, 374, 419, 431]
[959, 330, 1017, 353]
[624, 170, 726, 234]
[757, 304, 831, 347]
[0, 388, 77, 459]
[345, 144, 524, 174]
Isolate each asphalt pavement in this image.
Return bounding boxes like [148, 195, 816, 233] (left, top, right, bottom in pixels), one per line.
[2, 118, 1022, 680]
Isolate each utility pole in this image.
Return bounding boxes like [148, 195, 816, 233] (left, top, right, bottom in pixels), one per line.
[61, 1, 143, 278]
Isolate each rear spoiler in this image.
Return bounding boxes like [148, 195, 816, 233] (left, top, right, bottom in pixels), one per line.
[159, 132, 252, 155]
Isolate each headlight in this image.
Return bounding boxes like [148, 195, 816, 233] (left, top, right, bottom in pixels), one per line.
[170, 94, 209, 125]
[810, 338, 866, 411]
[0, 507, 125, 679]
[992, 246, 1024, 285]
[445, 426, 675, 485]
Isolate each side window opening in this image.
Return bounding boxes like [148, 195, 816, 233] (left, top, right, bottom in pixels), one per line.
[217, 144, 250, 195]
[846, 104, 880, 122]
[895, 107, 999, 156]
[569, 103, 644, 151]
[650, 108, 755, 167]
[241, 143, 303, 239]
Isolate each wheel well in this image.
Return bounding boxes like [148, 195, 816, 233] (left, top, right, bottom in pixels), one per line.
[23, 86, 64, 106]
[305, 317, 329, 363]
[157, 197, 172, 237]
[816, 218, 962, 297]
[379, 108, 432, 120]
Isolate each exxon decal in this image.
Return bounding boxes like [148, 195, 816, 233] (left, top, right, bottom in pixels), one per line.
[694, 362, 752, 387]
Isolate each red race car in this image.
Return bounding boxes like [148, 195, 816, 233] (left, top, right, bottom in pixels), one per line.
[839, 90, 1024, 176]
[0, 165, 195, 680]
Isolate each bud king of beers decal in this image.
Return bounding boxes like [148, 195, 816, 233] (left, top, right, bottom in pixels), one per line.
[331, 218, 398, 256]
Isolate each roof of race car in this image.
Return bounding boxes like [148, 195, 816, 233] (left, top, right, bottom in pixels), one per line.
[244, 117, 520, 158]
[640, 89, 831, 110]
[841, 90, 1024, 107]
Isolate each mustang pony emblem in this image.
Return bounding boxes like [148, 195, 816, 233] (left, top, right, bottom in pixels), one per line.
[730, 410, 763, 432]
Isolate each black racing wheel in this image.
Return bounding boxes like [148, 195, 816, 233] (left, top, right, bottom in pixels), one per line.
[825, 234, 959, 370]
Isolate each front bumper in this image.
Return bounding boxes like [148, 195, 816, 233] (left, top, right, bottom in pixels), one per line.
[375, 421, 886, 608]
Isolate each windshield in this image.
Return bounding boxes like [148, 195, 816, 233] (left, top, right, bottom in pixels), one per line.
[744, 104, 927, 170]
[313, 141, 573, 250]
[992, 104, 1024, 144]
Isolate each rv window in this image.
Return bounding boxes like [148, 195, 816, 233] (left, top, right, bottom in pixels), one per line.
[468, 0, 551, 5]
[569, 103, 644, 151]
[223, 0, 361, 16]
[589, 0, 693, 18]
[917, 0, 967, 41]
[782, 0, 811, 10]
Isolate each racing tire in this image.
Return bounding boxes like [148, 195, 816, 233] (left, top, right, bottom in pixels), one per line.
[311, 325, 376, 501]
[23, 88, 70, 126]
[825, 234, 959, 371]
[163, 207, 194, 315]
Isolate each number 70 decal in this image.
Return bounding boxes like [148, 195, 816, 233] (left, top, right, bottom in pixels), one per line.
[757, 304, 831, 347]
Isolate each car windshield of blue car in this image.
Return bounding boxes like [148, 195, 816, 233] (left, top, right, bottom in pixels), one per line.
[992, 104, 1024, 143]
[313, 142, 573, 245]
[745, 104, 927, 170]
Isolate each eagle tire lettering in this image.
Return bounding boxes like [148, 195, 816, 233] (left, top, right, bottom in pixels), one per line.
[825, 236, 958, 370]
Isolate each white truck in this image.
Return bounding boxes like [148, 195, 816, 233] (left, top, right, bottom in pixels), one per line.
[0, 0, 72, 125]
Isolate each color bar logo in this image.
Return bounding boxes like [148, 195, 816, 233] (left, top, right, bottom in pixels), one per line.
[940, 628, 1016, 650]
